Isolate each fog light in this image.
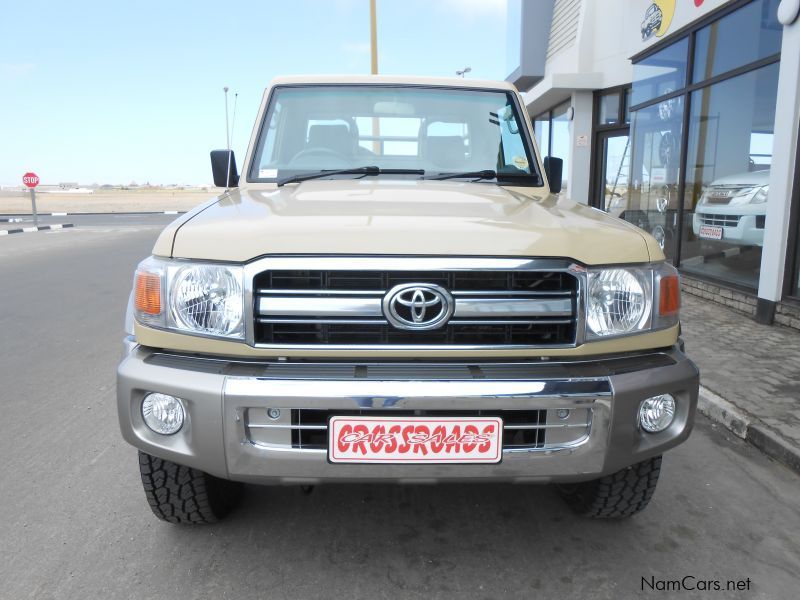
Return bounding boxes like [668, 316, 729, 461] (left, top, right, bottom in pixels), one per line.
[639, 394, 676, 433]
[142, 393, 185, 435]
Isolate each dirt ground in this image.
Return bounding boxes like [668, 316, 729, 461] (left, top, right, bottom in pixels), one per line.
[0, 189, 219, 214]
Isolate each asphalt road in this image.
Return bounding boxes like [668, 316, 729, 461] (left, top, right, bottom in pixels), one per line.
[1, 212, 180, 230]
[1, 219, 799, 600]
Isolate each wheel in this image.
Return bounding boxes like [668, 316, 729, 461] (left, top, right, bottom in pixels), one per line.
[557, 455, 662, 518]
[138, 451, 243, 524]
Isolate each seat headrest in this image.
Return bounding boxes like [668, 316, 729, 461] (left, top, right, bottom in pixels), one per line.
[307, 124, 353, 155]
[425, 135, 466, 170]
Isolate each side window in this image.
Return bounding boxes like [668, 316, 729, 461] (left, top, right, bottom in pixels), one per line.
[259, 100, 282, 169]
[498, 104, 531, 174]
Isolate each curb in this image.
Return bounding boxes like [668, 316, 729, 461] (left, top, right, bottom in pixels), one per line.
[698, 385, 800, 474]
[0, 211, 184, 217]
[0, 224, 75, 236]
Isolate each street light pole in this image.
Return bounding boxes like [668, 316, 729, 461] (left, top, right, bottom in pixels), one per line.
[456, 67, 472, 78]
[370, 0, 380, 155]
[370, 0, 378, 75]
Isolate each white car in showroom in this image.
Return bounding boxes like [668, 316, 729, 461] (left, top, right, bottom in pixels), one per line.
[692, 169, 769, 247]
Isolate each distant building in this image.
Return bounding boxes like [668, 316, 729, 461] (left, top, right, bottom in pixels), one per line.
[507, 0, 800, 327]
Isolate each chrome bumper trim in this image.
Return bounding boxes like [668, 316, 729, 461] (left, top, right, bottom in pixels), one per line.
[117, 344, 699, 483]
[224, 377, 610, 400]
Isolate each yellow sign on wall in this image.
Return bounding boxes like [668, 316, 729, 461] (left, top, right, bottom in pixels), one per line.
[641, 0, 676, 40]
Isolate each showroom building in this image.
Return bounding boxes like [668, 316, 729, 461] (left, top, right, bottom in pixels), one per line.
[507, 0, 800, 328]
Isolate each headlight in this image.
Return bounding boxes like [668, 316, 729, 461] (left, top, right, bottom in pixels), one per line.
[585, 263, 679, 339]
[133, 257, 244, 339]
[169, 264, 243, 337]
[587, 269, 652, 337]
[750, 185, 768, 204]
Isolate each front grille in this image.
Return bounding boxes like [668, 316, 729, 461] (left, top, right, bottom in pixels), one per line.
[698, 213, 740, 227]
[290, 409, 548, 450]
[259, 270, 574, 292]
[253, 268, 579, 347]
[243, 406, 593, 452]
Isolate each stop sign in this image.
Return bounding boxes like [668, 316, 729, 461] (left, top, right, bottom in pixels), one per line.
[22, 172, 40, 188]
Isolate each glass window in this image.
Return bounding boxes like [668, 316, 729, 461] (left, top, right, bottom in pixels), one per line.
[598, 92, 621, 126]
[250, 86, 541, 183]
[626, 97, 685, 258]
[631, 38, 689, 107]
[680, 63, 779, 289]
[624, 88, 632, 124]
[693, 0, 782, 83]
[600, 134, 631, 214]
[551, 102, 571, 192]
[534, 114, 550, 157]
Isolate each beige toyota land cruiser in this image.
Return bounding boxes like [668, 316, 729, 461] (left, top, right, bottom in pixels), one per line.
[117, 75, 698, 524]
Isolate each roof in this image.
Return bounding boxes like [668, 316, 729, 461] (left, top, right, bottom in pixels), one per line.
[267, 74, 518, 91]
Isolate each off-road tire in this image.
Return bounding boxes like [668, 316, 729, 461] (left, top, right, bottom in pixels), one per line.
[557, 455, 662, 518]
[138, 451, 243, 524]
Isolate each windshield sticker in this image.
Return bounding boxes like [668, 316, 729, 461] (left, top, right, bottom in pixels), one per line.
[512, 156, 529, 170]
[259, 168, 278, 179]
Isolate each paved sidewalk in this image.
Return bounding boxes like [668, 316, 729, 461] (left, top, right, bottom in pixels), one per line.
[681, 293, 800, 471]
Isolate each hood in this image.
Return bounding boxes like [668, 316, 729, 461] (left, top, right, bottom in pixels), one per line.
[709, 169, 770, 187]
[156, 180, 655, 265]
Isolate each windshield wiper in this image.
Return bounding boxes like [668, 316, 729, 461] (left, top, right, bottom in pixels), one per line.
[422, 169, 497, 181]
[277, 166, 424, 186]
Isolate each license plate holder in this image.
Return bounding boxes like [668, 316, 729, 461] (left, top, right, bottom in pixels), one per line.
[328, 416, 503, 464]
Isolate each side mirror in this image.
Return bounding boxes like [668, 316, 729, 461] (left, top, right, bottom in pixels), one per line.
[210, 150, 239, 188]
[543, 156, 563, 194]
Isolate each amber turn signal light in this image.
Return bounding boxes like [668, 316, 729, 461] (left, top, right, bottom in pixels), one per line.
[659, 275, 680, 316]
[135, 271, 162, 315]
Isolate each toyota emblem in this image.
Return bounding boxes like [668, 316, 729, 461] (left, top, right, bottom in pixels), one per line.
[383, 283, 454, 330]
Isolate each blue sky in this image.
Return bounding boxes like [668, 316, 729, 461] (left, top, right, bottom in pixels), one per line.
[0, 0, 508, 186]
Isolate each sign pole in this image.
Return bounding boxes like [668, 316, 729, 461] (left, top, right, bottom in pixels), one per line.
[22, 172, 41, 225]
[30, 187, 39, 227]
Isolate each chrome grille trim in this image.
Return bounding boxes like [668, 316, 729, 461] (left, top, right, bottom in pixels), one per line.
[243, 407, 593, 453]
[243, 256, 584, 349]
[698, 213, 741, 227]
[257, 295, 573, 321]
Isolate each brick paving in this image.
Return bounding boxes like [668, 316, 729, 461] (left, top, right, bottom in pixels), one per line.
[681, 294, 800, 453]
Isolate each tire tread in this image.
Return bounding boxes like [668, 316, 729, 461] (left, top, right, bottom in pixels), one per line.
[137, 451, 242, 524]
[558, 456, 662, 518]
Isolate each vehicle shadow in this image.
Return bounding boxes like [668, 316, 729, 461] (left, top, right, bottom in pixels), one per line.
[161, 481, 652, 598]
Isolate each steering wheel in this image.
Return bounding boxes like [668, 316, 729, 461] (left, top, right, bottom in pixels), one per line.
[289, 147, 350, 168]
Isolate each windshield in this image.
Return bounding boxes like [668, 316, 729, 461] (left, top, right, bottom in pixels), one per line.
[249, 85, 542, 185]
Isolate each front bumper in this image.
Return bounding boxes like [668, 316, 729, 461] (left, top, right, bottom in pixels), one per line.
[117, 341, 699, 484]
[693, 211, 765, 246]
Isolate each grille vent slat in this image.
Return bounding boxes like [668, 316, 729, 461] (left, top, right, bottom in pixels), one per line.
[254, 269, 578, 347]
[291, 409, 549, 450]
